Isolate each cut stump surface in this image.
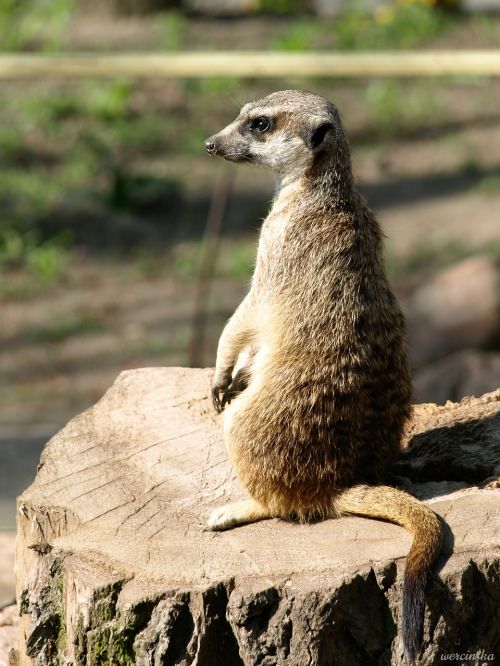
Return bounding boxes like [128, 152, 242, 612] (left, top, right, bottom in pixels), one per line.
[15, 368, 500, 665]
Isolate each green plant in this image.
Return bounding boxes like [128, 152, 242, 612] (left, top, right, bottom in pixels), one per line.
[476, 173, 500, 195]
[25, 241, 68, 283]
[0, 225, 68, 286]
[171, 242, 203, 280]
[216, 240, 255, 280]
[83, 81, 133, 122]
[271, 20, 318, 51]
[157, 10, 185, 51]
[0, 169, 59, 214]
[333, 2, 448, 51]
[364, 79, 440, 134]
[488, 241, 500, 263]
[0, 126, 26, 162]
[386, 238, 469, 279]
[26, 314, 104, 343]
[0, 0, 74, 52]
[107, 169, 181, 212]
[364, 80, 401, 133]
[254, 0, 308, 14]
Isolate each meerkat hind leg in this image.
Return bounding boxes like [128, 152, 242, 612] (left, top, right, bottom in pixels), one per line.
[206, 499, 271, 531]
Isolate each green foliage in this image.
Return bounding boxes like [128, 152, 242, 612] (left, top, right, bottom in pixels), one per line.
[26, 314, 104, 343]
[0, 169, 58, 210]
[0, 229, 68, 284]
[107, 169, 180, 211]
[171, 242, 203, 279]
[254, 0, 308, 15]
[157, 10, 186, 51]
[25, 241, 68, 283]
[476, 173, 500, 195]
[269, 1, 450, 52]
[271, 20, 318, 51]
[0, 126, 27, 162]
[386, 238, 469, 279]
[364, 79, 440, 134]
[0, 0, 73, 52]
[475, 13, 500, 42]
[133, 248, 164, 278]
[171, 239, 255, 281]
[217, 240, 255, 280]
[0, 229, 27, 268]
[83, 81, 133, 122]
[333, 2, 448, 51]
[488, 241, 500, 263]
[144, 327, 190, 358]
[12, 88, 80, 131]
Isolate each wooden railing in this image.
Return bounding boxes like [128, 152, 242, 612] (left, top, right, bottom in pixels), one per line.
[0, 50, 499, 78]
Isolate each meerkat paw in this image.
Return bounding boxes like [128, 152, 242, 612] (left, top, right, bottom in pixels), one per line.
[205, 499, 270, 531]
[206, 505, 241, 531]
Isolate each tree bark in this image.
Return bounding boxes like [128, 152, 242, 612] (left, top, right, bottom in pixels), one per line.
[15, 368, 500, 665]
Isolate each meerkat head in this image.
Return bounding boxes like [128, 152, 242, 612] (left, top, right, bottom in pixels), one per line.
[205, 90, 347, 181]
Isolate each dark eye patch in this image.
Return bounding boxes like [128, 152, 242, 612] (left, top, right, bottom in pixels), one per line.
[250, 117, 271, 133]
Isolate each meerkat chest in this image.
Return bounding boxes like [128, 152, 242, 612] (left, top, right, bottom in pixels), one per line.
[255, 211, 292, 285]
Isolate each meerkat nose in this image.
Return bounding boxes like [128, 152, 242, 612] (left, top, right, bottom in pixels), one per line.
[205, 138, 217, 156]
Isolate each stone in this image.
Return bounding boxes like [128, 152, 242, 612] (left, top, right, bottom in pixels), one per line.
[407, 256, 500, 368]
[413, 349, 500, 405]
[14, 368, 500, 665]
[0, 534, 15, 608]
[0, 604, 18, 666]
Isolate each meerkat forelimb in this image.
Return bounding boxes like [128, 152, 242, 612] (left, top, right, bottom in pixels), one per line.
[205, 90, 442, 664]
[212, 293, 255, 412]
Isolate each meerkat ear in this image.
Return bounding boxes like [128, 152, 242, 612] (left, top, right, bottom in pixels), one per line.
[307, 121, 335, 153]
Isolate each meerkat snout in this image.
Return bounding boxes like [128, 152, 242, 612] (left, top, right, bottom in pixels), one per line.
[204, 138, 217, 156]
[203, 90, 343, 177]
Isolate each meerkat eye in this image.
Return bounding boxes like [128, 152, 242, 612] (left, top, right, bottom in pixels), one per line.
[251, 117, 271, 133]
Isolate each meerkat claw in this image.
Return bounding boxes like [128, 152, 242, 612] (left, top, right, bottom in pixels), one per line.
[211, 386, 224, 413]
[221, 388, 236, 409]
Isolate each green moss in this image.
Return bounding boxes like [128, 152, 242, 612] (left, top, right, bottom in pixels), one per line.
[20, 588, 30, 615]
[109, 630, 136, 665]
[86, 625, 137, 665]
[87, 627, 111, 665]
[108, 599, 157, 665]
[89, 583, 122, 628]
[56, 615, 67, 653]
[74, 615, 87, 664]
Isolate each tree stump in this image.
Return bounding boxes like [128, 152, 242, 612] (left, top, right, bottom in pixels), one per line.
[15, 368, 500, 665]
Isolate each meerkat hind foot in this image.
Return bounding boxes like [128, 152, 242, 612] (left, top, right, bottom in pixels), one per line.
[206, 499, 271, 531]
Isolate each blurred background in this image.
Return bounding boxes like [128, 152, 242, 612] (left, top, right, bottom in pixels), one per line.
[0, 0, 500, 610]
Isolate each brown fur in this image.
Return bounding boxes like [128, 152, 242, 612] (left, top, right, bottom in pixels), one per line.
[205, 90, 442, 663]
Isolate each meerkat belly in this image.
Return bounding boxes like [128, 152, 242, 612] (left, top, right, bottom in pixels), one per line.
[223, 297, 408, 518]
[222, 353, 358, 517]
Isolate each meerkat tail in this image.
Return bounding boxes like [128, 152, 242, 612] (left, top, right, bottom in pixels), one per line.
[333, 484, 442, 664]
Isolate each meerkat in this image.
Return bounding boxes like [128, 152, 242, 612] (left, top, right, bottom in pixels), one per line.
[204, 90, 442, 664]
